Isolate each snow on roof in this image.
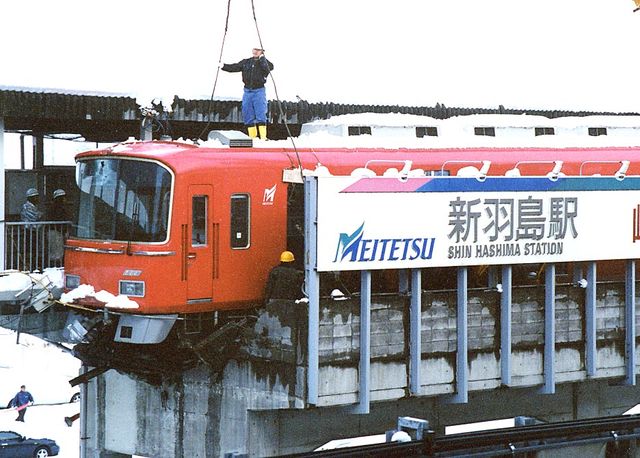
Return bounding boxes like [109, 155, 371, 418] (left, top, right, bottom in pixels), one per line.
[553, 115, 640, 128]
[308, 112, 640, 129]
[305, 112, 445, 127]
[259, 113, 640, 150]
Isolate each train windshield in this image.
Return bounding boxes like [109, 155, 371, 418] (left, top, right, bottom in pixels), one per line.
[75, 158, 172, 242]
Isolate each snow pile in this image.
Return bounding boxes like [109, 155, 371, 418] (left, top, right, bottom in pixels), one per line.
[0, 268, 64, 300]
[0, 329, 80, 458]
[40, 268, 64, 288]
[0, 272, 33, 293]
[59, 285, 94, 303]
[60, 285, 139, 309]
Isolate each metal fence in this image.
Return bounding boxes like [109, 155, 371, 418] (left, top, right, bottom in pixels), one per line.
[4, 221, 71, 271]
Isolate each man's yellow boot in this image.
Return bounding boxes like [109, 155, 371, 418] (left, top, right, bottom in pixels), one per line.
[258, 124, 267, 140]
[247, 126, 258, 138]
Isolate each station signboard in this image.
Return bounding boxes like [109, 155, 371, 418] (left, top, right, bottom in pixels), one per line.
[315, 176, 640, 272]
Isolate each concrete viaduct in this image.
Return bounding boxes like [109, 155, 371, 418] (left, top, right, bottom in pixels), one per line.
[3, 87, 640, 457]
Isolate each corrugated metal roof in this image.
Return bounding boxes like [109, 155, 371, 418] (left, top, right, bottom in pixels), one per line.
[1, 87, 638, 141]
[0, 87, 138, 120]
[171, 97, 640, 125]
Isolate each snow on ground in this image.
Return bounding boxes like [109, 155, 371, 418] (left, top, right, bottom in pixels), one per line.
[0, 403, 79, 457]
[0, 329, 80, 457]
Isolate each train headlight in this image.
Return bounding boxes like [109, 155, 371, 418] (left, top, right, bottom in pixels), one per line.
[119, 280, 145, 297]
[65, 274, 81, 290]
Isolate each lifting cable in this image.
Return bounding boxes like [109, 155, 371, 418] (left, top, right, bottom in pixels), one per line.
[199, 0, 315, 171]
[250, 0, 309, 170]
[197, 0, 232, 141]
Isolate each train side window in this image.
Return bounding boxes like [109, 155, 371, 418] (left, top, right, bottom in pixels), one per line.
[192, 195, 207, 246]
[231, 194, 250, 249]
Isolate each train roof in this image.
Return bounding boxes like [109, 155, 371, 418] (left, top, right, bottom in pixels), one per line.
[74, 113, 640, 175]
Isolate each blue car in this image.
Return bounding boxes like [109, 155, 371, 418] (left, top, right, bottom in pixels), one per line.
[0, 431, 59, 457]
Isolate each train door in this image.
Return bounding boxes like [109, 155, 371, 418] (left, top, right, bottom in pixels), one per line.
[187, 185, 213, 303]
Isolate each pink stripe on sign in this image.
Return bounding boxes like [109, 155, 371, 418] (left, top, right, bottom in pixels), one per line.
[341, 177, 431, 193]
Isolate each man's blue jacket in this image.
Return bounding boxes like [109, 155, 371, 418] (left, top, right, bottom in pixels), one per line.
[12, 390, 34, 407]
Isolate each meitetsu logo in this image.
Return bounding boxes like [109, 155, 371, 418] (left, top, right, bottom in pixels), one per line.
[333, 223, 436, 264]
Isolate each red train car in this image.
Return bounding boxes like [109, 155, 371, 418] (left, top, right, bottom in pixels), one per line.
[62, 140, 640, 343]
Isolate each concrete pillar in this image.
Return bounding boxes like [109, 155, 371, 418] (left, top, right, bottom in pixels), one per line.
[0, 117, 5, 271]
[573, 381, 600, 419]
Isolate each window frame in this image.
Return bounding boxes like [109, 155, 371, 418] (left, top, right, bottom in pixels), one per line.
[348, 126, 372, 136]
[588, 127, 607, 137]
[74, 157, 174, 244]
[534, 127, 555, 136]
[230, 193, 251, 249]
[416, 126, 438, 138]
[474, 127, 496, 137]
[191, 194, 208, 247]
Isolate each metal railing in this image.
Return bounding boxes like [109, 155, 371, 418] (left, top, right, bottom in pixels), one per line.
[4, 221, 72, 271]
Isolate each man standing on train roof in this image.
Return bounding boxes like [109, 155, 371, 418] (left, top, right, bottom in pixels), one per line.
[264, 251, 304, 304]
[221, 47, 274, 140]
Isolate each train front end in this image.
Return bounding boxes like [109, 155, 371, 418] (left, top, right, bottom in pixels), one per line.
[63, 145, 185, 344]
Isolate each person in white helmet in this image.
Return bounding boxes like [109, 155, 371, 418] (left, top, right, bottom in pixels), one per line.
[20, 188, 43, 225]
[20, 188, 43, 270]
[48, 189, 69, 263]
[50, 188, 69, 221]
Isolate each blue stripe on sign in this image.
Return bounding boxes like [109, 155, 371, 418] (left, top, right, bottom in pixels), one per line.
[413, 177, 640, 193]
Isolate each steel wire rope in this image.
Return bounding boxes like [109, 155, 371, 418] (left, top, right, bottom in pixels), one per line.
[250, 0, 321, 168]
[197, 0, 233, 141]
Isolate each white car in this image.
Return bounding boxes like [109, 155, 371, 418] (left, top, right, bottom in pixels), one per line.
[0, 330, 81, 407]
